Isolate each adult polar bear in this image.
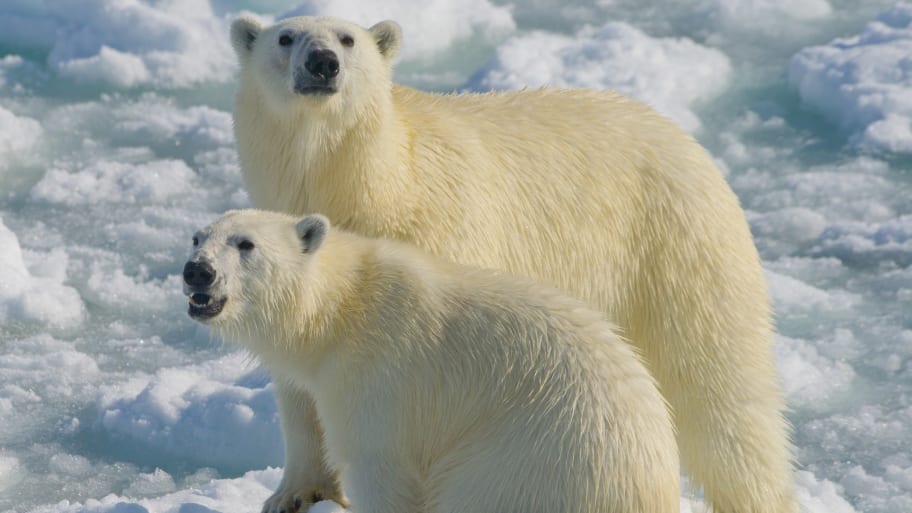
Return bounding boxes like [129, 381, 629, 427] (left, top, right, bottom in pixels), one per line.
[230, 15, 796, 513]
[183, 209, 680, 513]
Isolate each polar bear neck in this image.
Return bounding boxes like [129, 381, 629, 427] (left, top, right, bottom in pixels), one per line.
[238, 231, 382, 380]
[234, 82, 416, 236]
[253, 233, 449, 395]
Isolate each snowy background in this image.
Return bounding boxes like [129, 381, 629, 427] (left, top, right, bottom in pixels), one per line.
[1, 0, 910, 512]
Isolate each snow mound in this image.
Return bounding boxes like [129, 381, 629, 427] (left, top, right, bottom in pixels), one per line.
[97, 353, 282, 472]
[25, 468, 279, 513]
[0, 105, 42, 159]
[279, 0, 515, 61]
[0, 0, 235, 88]
[789, 3, 912, 153]
[31, 160, 197, 206]
[464, 22, 731, 132]
[0, 217, 85, 328]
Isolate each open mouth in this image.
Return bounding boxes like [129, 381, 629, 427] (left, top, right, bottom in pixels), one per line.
[187, 292, 227, 321]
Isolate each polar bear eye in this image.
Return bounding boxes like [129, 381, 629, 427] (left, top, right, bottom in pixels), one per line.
[238, 240, 255, 251]
[278, 34, 294, 47]
[339, 34, 354, 47]
[192, 236, 199, 246]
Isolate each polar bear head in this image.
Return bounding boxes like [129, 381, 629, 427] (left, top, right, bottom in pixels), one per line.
[231, 15, 401, 117]
[182, 209, 329, 333]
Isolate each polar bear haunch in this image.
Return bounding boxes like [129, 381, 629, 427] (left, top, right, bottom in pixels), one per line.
[184, 209, 679, 513]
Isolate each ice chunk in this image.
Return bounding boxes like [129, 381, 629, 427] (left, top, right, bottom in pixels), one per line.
[0, 0, 235, 88]
[31, 159, 197, 206]
[0, 217, 84, 328]
[0, 455, 23, 493]
[280, 0, 515, 61]
[464, 22, 731, 132]
[0, 105, 41, 159]
[97, 353, 282, 472]
[789, 4, 912, 153]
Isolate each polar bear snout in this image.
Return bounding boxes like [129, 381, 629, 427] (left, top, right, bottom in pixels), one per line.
[293, 49, 340, 95]
[305, 49, 339, 80]
[183, 260, 216, 287]
[183, 260, 227, 322]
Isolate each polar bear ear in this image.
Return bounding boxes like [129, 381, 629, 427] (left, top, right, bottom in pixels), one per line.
[296, 215, 330, 254]
[368, 20, 402, 62]
[231, 16, 263, 59]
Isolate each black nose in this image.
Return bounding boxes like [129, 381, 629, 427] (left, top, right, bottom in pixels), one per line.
[183, 261, 216, 287]
[305, 49, 339, 80]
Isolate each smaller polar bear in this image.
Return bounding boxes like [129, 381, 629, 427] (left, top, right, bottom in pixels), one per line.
[182, 209, 679, 513]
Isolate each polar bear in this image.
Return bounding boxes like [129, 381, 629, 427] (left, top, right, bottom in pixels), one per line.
[230, 15, 796, 513]
[182, 209, 680, 513]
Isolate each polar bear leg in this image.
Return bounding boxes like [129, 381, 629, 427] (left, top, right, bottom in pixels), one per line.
[262, 381, 347, 513]
[658, 330, 796, 513]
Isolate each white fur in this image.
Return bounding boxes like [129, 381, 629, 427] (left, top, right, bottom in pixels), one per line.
[231, 15, 797, 513]
[186, 209, 680, 513]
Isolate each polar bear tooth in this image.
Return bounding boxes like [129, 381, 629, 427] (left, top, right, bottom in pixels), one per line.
[189, 294, 210, 307]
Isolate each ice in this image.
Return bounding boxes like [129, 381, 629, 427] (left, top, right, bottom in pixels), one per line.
[464, 22, 731, 131]
[794, 471, 857, 513]
[279, 0, 515, 61]
[57, 47, 153, 88]
[5, 470, 865, 513]
[31, 160, 198, 206]
[766, 270, 859, 314]
[111, 98, 234, 149]
[748, 207, 828, 246]
[0, 0, 235, 88]
[789, 3, 912, 153]
[24, 468, 280, 513]
[814, 214, 912, 267]
[841, 464, 912, 512]
[97, 354, 282, 472]
[0, 104, 42, 160]
[0, 0, 910, 512]
[0, 217, 85, 328]
[703, 0, 832, 22]
[0, 454, 22, 493]
[775, 333, 856, 411]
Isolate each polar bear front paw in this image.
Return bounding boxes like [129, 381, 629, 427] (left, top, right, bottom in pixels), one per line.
[261, 485, 349, 513]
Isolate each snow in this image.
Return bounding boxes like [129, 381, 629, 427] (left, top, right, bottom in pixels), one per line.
[25, 469, 279, 513]
[97, 354, 282, 473]
[0, 218, 85, 328]
[789, 3, 912, 153]
[704, 0, 832, 22]
[279, 0, 515, 61]
[464, 22, 731, 131]
[0, 1, 909, 513]
[0, 454, 23, 492]
[794, 470, 857, 513]
[31, 160, 198, 206]
[0, 105, 42, 160]
[775, 333, 856, 410]
[0, 0, 236, 88]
